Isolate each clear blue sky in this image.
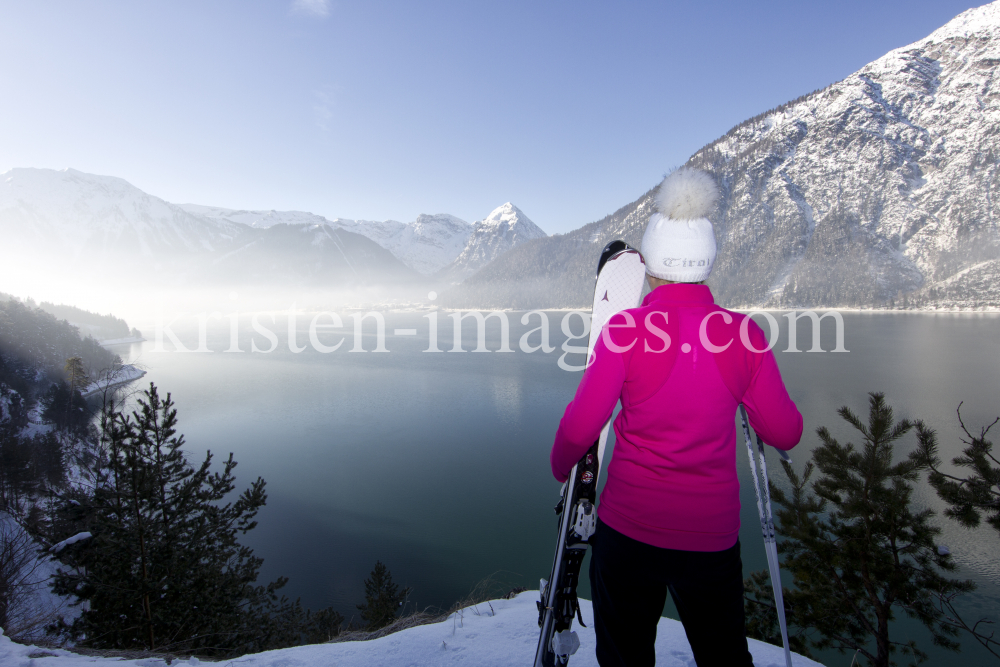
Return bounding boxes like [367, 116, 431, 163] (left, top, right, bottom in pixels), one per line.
[0, 0, 983, 233]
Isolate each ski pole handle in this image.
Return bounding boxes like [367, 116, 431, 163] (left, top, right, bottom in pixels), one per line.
[751, 428, 793, 464]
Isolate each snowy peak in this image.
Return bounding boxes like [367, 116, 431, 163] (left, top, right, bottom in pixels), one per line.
[441, 203, 547, 281]
[477, 203, 546, 239]
[480, 202, 526, 228]
[469, 203, 546, 252]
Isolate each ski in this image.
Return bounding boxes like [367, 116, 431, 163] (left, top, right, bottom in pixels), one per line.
[535, 240, 646, 667]
[739, 405, 793, 667]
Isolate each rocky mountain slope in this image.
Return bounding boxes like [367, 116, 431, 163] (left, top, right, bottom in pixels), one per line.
[448, 1, 1000, 310]
[439, 203, 547, 284]
[206, 222, 416, 287]
[335, 213, 472, 275]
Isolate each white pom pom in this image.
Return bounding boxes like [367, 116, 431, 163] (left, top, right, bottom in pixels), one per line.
[654, 168, 720, 220]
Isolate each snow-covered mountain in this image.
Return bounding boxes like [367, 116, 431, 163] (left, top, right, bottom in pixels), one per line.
[447, 2, 1000, 309]
[0, 169, 416, 287]
[182, 205, 472, 275]
[0, 168, 240, 267]
[186, 201, 545, 282]
[694, 0, 1000, 309]
[440, 203, 547, 283]
[4, 168, 550, 288]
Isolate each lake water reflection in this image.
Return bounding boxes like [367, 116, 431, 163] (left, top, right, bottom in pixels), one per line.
[112, 310, 1000, 662]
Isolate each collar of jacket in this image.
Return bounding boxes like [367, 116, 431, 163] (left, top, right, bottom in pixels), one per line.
[641, 283, 715, 307]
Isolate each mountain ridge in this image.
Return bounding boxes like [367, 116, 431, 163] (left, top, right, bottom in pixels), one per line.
[182, 204, 474, 275]
[0, 168, 418, 288]
[1, 167, 546, 293]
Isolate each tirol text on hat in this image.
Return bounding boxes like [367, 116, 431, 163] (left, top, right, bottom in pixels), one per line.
[641, 168, 720, 283]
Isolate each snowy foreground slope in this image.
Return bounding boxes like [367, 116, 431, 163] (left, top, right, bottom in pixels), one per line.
[0, 592, 822, 667]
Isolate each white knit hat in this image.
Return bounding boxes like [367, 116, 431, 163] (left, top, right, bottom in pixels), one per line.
[641, 168, 720, 282]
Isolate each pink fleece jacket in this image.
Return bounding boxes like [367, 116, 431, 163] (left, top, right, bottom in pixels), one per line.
[551, 284, 802, 552]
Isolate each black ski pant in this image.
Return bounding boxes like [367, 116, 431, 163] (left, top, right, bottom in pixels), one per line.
[589, 518, 754, 667]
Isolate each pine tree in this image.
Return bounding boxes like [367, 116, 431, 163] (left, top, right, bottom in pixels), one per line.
[52, 383, 342, 655]
[744, 393, 973, 666]
[64, 356, 89, 394]
[911, 404, 1000, 658]
[41, 381, 93, 435]
[356, 561, 411, 630]
[0, 424, 31, 511]
[913, 403, 1000, 537]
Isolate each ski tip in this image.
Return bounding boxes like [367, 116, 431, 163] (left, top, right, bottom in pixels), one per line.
[597, 240, 633, 277]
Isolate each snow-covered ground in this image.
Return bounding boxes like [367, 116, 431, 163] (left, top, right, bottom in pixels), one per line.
[0, 513, 83, 643]
[20, 402, 54, 438]
[0, 592, 823, 666]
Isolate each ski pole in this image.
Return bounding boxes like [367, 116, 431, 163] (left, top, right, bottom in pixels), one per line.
[754, 427, 793, 667]
[739, 405, 793, 667]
